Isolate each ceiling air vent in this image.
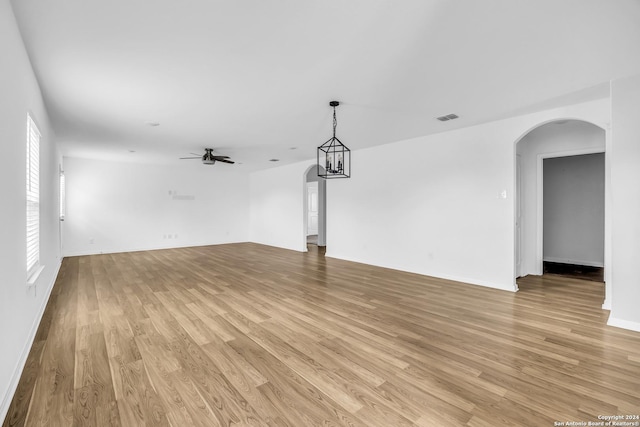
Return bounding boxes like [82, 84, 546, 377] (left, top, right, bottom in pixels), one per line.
[436, 113, 459, 122]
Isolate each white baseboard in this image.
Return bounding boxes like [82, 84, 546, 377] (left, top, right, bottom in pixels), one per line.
[607, 316, 640, 333]
[247, 240, 307, 253]
[63, 240, 251, 258]
[0, 259, 62, 423]
[543, 257, 604, 268]
[324, 251, 518, 293]
[425, 271, 518, 292]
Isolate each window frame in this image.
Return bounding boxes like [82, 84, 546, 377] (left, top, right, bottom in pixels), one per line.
[26, 113, 41, 280]
[59, 167, 65, 221]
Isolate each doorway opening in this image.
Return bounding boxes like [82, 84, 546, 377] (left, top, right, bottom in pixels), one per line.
[304, 165, 326, 251]
[515, 119, 607, 285]
[542, 153, 605, 282]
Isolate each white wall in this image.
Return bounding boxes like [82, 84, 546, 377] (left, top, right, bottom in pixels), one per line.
[609, 74, 640, 331]
[543, 153, 604, 266]
[517, 121, 606, 276]
[326, 120, 516, 290]
[250, 161, 314, 252]
[0, 0, 62, 420]
[63, 158, 249, 256]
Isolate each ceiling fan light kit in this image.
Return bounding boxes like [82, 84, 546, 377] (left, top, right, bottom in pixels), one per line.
[318, 101, 351, 179]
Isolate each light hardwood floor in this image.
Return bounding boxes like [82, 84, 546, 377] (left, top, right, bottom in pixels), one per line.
[4, 243, 640, 426]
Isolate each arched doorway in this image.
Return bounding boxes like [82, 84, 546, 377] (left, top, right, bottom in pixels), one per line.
[515, 119, 609, 303]
[303, 165, 326, 249]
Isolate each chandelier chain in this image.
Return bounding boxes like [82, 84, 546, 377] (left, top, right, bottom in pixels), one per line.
[333, 106, 337, 138]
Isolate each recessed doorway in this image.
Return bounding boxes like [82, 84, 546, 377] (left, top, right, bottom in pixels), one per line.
[304, 165, 326, 250]
[307, 181, 319, 244]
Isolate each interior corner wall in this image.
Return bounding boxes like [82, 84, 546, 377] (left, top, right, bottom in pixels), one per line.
[63, 157, 250, 256]
[516, 121, 606, 276]
[0, 0, 62, 420]
[609, 74, 640, 331]
[249, 160, 314, 252]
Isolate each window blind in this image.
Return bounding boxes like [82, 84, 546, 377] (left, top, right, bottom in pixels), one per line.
[26, 114, 40, 278]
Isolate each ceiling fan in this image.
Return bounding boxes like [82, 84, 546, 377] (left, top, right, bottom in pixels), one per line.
[180, 148, 235, 165]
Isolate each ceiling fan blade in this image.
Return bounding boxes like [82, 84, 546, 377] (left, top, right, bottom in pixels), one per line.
[179, 156, 201, 159]
[190, 153, 201, 156]
[212, 155, 230, 160]
[217, 159, 235, 164]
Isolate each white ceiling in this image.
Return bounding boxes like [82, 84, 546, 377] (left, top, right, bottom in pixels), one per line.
[9, 0, 640, 170]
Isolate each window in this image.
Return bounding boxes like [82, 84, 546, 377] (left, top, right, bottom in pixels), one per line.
[59, 168, 65, 221]
[26, 114, 40, 279]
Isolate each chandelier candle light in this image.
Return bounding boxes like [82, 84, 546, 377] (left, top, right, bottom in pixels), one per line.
[317, 101, 351, 179]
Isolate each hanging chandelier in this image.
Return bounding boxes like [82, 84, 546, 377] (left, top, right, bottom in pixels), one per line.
[317, 101, 351, 179]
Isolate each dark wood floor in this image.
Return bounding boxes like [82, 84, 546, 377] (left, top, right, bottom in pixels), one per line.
[543, 261, 604, 282]
[4, 243, 640, 426]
